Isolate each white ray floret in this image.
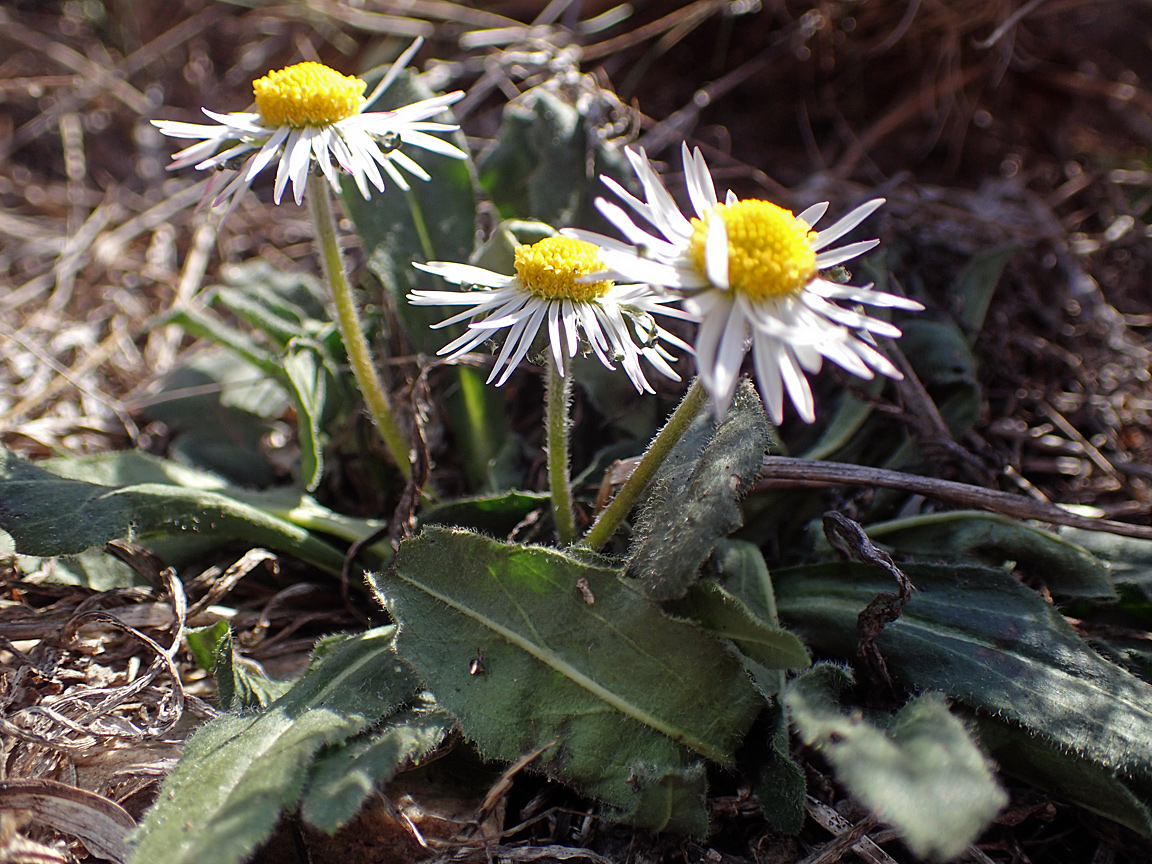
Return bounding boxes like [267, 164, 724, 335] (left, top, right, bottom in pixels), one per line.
[152, 38, 465, 219]
[407, 236, 694, 393]
[567, 143, 924, 423]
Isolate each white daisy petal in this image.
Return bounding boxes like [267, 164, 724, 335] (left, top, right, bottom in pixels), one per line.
[751, 333, 787, 425]
[812, 198, 885, 250]
[683, 142, 716, 218]
[153, 54, 466, 217]
[704, 212, 730, 290]
[795, 201, 829, 228]
[807, 280, 924, 310]
[388, 148, 432, 182]
[414, 261, 515, 288]
[779, 344, 816, 424]
[815, 239, 880, 268]
[273, 127, 303, 204]
[399, 129, 467, 159]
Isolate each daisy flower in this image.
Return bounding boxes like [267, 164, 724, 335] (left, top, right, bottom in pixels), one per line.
[407, 235, 693, 393]
[152, 38, 466, 217]
[567, 143, 924, 424]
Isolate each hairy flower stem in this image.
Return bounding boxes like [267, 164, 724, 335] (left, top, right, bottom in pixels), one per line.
[546, 355, 576, 545]
[581, 377, 708, 551]
[307, 174, 412, 480]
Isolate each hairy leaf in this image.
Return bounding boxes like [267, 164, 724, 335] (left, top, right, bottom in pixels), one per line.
[130, 629, 418, 864]
[301, 700, 452, 832]
[629, 380, 771, 600]
[786, 665, 1006, 861]
[476, 86, 634, 233]
[374, 526, 762, 832]
[976, 714, 1152, 837]
[775, 562, 1152, 785]
[0, 448, 346, 574]
[854, 511, 1115, 600]
[282, 340, 328, 491]
[666, 580, 810, 673]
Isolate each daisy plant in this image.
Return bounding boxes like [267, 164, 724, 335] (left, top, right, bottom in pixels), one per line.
[408, 233, 692, 543]
[572, 143, 923, 550]
[153, 39, 467, 481]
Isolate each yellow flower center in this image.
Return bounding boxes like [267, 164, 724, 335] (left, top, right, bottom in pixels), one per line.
[513, 237, 613, 301]
[253, 62, 366, 128]
[689, 200, 817, 300]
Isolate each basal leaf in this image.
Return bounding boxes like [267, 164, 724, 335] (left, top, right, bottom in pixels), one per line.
[976, 713, 1152, 837]
[855, 511, 1116, 601]
[210, 624, 293, 711]
[374, 526, 762, 832]
[629, 380, 771, 600]
[130, 629, 418, 864]
[143, 348, 283, 486]
[476, 86, 634, 232]
[301, 699, 452, 833]
[282, 340, 329, 491]
[756, 699, 806, 835]
[420, 491, 549, 537]
[775, 562, 1152, 787]
[951, 244, 1017, 341]
[786, 664, 1005, 862]
[666, 580, 810, 673]
[0, 448, 346, 574]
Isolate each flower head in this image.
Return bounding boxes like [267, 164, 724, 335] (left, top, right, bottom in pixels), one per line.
[567, 144, 924, 423]
[408, 235, 693, 392]
[152, 38, 466, 218]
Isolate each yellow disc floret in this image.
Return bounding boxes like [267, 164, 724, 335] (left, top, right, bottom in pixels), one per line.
[253, 62, 366, 128]
[689, 200, 818, 300]
[514, 236, 613, 301]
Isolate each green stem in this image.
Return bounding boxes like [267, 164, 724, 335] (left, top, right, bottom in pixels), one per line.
[307, 174, 412, 481]
[581, 377, 708, 551]
[546, 354, 576, 545]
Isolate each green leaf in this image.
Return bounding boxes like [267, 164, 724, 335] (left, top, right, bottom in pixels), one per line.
[210, 261, 331, 351]
[897, 319, 981, 437]
[130, 628, 419, 864]
[210, 624, 293, 711]
[373, 526, 762, 832]
[476, 86, 635, 232]
[282, 340, 328, 491]
[711, 538, 779, 623]
[666, 580, 810, 673]
[756, 700, 806, 835]
[301, 699, 452, 833]
[775, 561, 1152, 786]
[851, 511, 1116, 601]
[0, 448, 347, 575]
[976, 713, 1152, 837]
[143, 348, 283, 487]
[951, 244, 1017, 341]
[186, 621, 230, 671]
[628, 380, 771, 601]
[420, 490, 549, 537]
[785, 664, 1006, 861]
